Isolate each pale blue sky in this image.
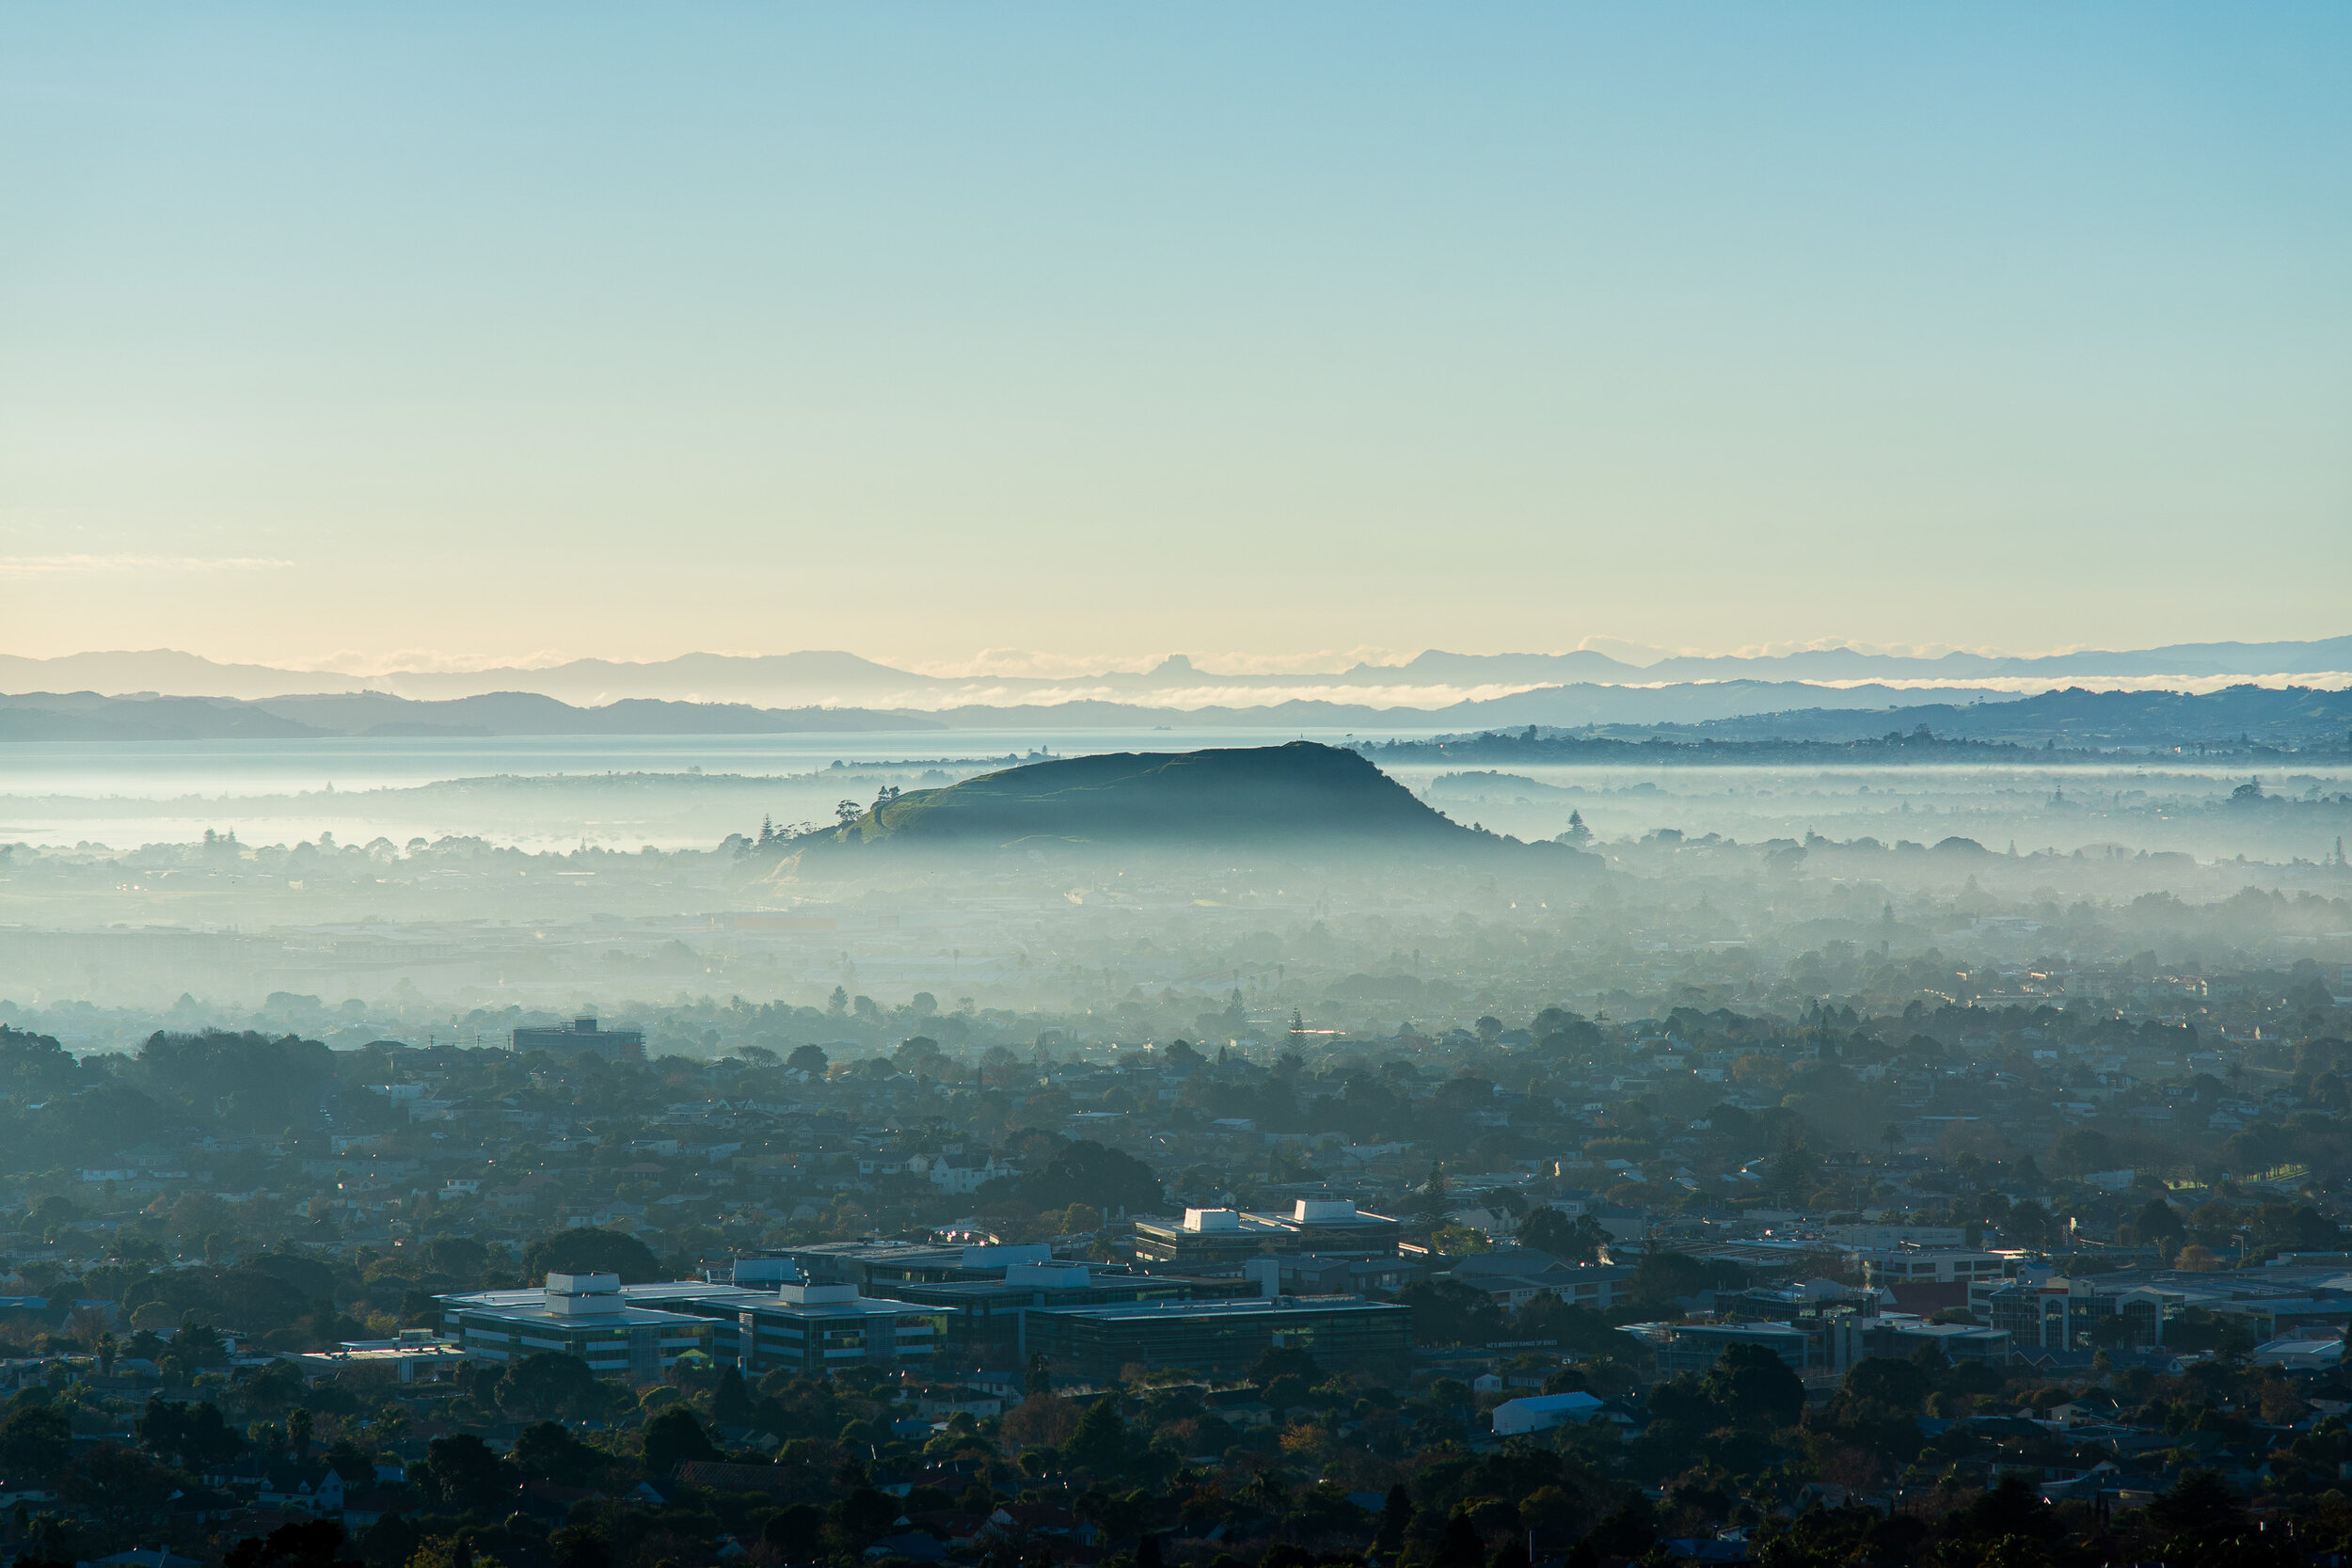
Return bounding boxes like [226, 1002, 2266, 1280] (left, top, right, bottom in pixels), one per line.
[2, 5, 2346, 670]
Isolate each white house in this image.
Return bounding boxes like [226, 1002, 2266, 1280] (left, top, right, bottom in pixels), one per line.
[909, 1151, 1012, 1196]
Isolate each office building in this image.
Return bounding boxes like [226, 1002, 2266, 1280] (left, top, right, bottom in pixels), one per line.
[1130, 1200, 1402, 1267]
[737, 1281, 946, 1376]
[883, 1261, 1259, 1369]
[438, 1273, 726, 1380]
[512, 1017, 645, 1063]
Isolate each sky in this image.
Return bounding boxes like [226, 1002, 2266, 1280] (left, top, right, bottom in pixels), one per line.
[2, 4, 2347, 673]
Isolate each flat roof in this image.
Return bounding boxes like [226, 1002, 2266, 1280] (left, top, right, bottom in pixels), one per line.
[746, 1294, 924, 1320]
[451, 1301, 711, 1329]
[771, 1242, 965, 1262]
[443, 1282, 772, 1312]
[1139, 1210, 1400, 1231]
[1027, 1295, 1406, 1323]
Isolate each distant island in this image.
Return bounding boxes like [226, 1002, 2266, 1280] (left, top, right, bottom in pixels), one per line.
[793, 741, 1500, 852]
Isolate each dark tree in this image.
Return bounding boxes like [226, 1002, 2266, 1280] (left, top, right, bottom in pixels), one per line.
[1396, 1279, 1503, 1348]
[1063, 1397, 1127, 1476]
[831, 1485, 899, 1544]
[423, 1433, 518, 1513]
[1433, 1506, 1486, 1568]
[549, 1528, 612, 1568]
[710, 1368, 755, 1429]
[223, 1518, 360, 1568]
[762, 1504, 826, 1560]
[1704, 1343, 1804, 1429]
[513, 1421, 610, 1484]
[1516, 1208, 1612, 1262]
[59, 1444, 176, 1530]
[520, 1227, 662, 1283]
[2149, 1468, 2249, 1541]
[0, 1405, 74, 1481]
[1581, 1500, 1658, 1560]
[1020, 1140, 1162, 1215]
[494, 1352, 602, 1421]
[640, 1407, 721, 1478]
[1375, 1482, 1413, 1550]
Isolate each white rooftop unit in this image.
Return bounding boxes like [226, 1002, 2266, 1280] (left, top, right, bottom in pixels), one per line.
[1184, 1208, 1243, 1232]
[543, 1272, 623, 1315]
[776, 1281, 859, 1306]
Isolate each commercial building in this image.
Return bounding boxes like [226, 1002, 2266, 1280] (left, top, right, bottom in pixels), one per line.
[881, 1262, 1258, 1370]
[736, 1281, 946, 1376]
[1130, 1200, 1402, 1266]
[743, 1244, 1258, 1370]
[289, 1329, 469, 1385]
[1853, 1247, 2009, 1315]
[1859, 1315, 2011, 1366]
[1656, 1278, 2017, 1377]
[1966, 1268, 2203, 1352]
[437, 1273, 737, 1380]
[1023, 1294, 1411, 1382]
[511, 1017, 645, 1062]
[762, 1241, 1059, 1292]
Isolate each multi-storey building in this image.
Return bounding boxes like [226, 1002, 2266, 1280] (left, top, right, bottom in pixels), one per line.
[736, 1281, 946, 1376]
[438, 1273, 733, 1380]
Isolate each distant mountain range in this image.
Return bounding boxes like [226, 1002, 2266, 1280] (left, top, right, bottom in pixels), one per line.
[3, 679, 2349, 748]
[800, 741, 1489, 852]
[2, 635, 2347, 711]
[0, 690, 937, 742]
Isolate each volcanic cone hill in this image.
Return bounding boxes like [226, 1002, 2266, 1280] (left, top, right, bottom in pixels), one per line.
[804, 741, 1485, 851]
